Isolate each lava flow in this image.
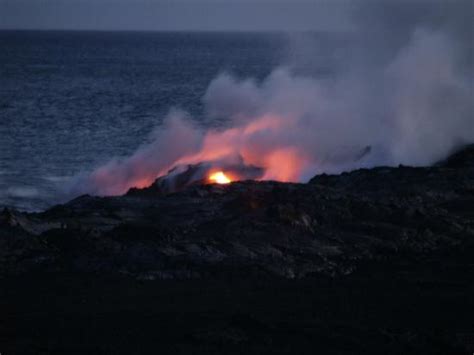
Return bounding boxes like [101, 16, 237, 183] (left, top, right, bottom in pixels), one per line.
[208, 171, 232, 184]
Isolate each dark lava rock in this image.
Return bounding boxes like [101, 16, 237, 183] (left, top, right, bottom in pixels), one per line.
[1, 145, 473, 280]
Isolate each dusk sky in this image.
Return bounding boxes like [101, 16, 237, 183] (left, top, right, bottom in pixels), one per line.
[0, 0, 354, 31]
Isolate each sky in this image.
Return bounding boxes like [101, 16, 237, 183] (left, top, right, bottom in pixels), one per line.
[0, 0, 355, 31]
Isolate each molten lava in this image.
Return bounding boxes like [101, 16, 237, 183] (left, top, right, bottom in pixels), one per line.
[209, 171, 232, 184]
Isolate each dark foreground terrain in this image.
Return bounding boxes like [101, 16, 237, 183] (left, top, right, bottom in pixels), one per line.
[1, 145, 473, 354]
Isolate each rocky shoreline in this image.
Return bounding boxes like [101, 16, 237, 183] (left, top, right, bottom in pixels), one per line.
[1, 145, 473, 280]
[1, 145, 473, 354]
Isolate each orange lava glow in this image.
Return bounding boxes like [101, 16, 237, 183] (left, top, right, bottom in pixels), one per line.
[170, 114, 311, 183]
[86, 112, 313, 196]
[208, 171, 232, 184]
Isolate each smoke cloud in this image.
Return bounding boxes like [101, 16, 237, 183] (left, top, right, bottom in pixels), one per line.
[74, 0, 473, 196]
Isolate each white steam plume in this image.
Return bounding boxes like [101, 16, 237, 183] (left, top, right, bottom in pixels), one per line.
[73, 2, 473, 196]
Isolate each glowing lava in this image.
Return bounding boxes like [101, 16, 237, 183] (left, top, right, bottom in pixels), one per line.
[209, 171, 232, 184]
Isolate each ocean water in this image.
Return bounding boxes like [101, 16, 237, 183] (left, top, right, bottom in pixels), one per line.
[0, 31, 341, 211]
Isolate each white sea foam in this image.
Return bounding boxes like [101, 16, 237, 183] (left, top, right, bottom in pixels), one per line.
[6, 187, 41, 199]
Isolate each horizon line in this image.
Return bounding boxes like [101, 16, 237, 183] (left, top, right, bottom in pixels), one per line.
[0, 28, 350, 34]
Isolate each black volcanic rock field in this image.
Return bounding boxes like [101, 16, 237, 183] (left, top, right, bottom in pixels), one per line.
[1, 145, 473, 354]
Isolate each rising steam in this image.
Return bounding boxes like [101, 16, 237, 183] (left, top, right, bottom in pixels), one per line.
[73, 1, 473, 196]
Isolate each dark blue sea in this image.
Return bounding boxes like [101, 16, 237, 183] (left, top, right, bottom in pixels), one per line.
[0, 31, 343, 211]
